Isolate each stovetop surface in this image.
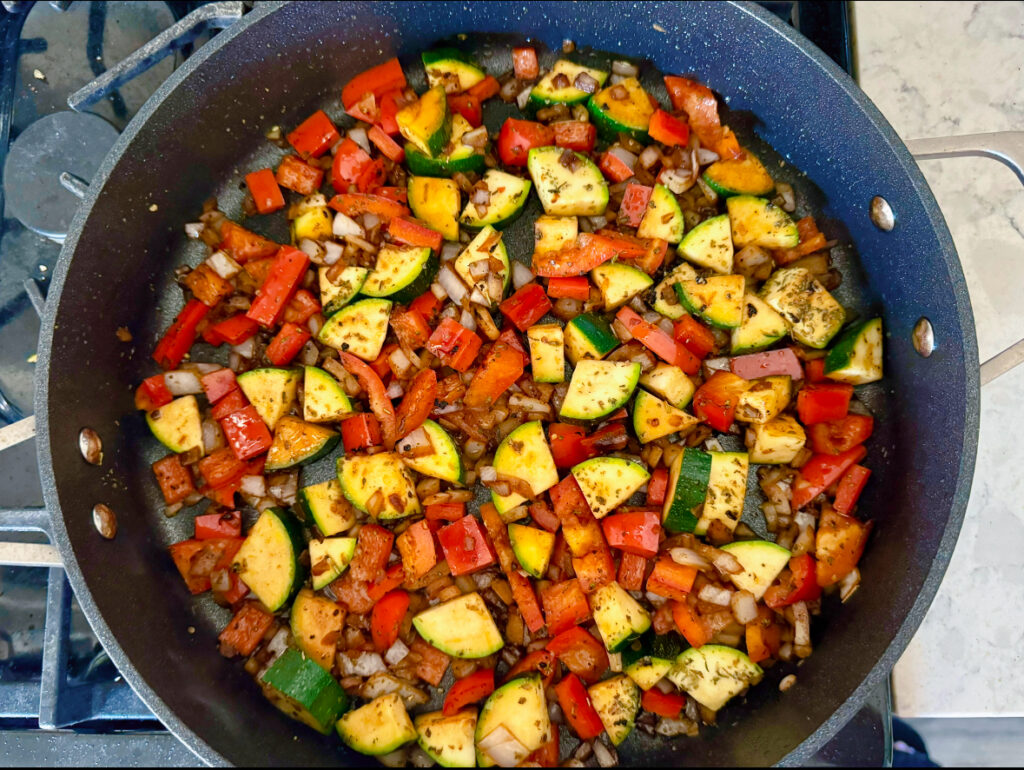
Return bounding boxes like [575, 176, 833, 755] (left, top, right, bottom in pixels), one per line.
[0, 1, 885, 766]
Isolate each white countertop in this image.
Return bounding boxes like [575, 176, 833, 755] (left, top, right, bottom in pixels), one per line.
[852, 0, 1024, 717]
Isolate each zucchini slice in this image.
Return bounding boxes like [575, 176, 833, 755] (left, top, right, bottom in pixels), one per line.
[491, 420, 559, 515]
[318, 265, 369, 317]
[824, 317, 883, 384]
[587, 674, 640, 746]
[454, 225, 511, 308]
[337, 693, 417, 756]
[662, 447, 712, 534]
[303, 365, 353, 423]
[621, 630, 688, 690]
[760, 266, 845, 349]
[298, 478, 356, 537]
[534, 214, 578, 255]
[726, 195, 799, 249]
[639, 363, 696, 409]
[397, 84, 451, 157]
[637, 184, 685, 243]
[674, 274, 745, 329]
[668, 645, 763, 712]
[632, 389, 699, 443]
[587, 77, 656, 142]
[337, 452, 420, 520]
[398, 419, 463, 483]
[507, 523, 556, 578]
[560, 359, 641, 420]
[703, 151, 775, 198]
[308, 535, 356, 590]
[237, 368, 301, 431]
[696, 451, 749, 536]
[265, 416, 339, 471]
[564, 313, 619, 364]
[526, 323, 566, 384]
[720, 540, 792, 600]
[678, 213, 733, 273]
[591, 261, 654, 310]
[290, 588, 346, 670]
[260, 648, 348, 735]
[475, 674, 550, 767]
[405, 114, 487, 178]
[422, 47, 486, 93]
[589, 581, 652, 652]
[529, 59, 609, 108]
[232, 507, 305, 611]
[412, 592, 504, 659]
[527, 146, 608, 217]
[146, 395, 203, 455]
[572, 456, 650, 519]
[459, 169, 532, 230]
[317, 297, 392, 361]
[734, 376, 791, 424]
[746, 415, 806, 465]
[362, 244, 439, 305]
[650, 261, 698, 320]
[408, 176, 461, 241]
[730, 293, 789, 354]
[415, 709, 478, 768]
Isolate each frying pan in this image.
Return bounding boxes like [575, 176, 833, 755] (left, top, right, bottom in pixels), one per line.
[29, 0, 983, 765]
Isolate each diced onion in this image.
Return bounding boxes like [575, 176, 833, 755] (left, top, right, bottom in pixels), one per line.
[731, 590, 758, 624]
[608, 652, 622, 672]
[347, 126, 371, 154]
[323, 240, 343, 265]
[593, 740, 617, 768]
[660, 167, 694, 194]
[478, 466, 497, 483]
[202, 419, 225, 453]
[587, 214, 608, 230]
[792, 600, 811, 648]
[240, 475, 266, 497]
[461, 126, 489, 148]
[639, 145, 662, 169]
[231, 337, 256, 360]
[268, 472, 298, 505]
[205, 250, 240, 279]
[441, 242, 462, 263]
[460, 308, 478, 331]
[184, 222, 205, 239]
[703, 356, 731, 374]
[478, 727, 529, 767]
[430, 281, 448, 300]
[389, 347, 412, 377]
[437, 265, 469, 305]
[182, 361, 222, 375]
[164, 370, 203, 395]
[612, 318, 634, 342]
[516, 84, 533, 111]
[210, 568, 231, 593]
[670, 547, 712, 571]
[508, 394, 550, 413]
[468, 259, 490, 280]
[657, 717, 695, 737]
[698, 583, 733, 606]
[362, 212, 380, 231]
[612, 60, 640, 76]
[696, 147, 721, 165]
[384, 638, 410, 666]
[307, 314, 323, 336]
[386, 380, 404, 399]
[353, 652, 387, 676]
[299, 238, 324, 261]
[656, 318, 675, 336]
[332, 211, 365, 238]
[607, 146, 638, 174]
[377, 748, 409, 769]
[469, 288, 490, 307]
[696, 174, 719, 203]
[839, 568, 861, 603]
[512, 261, 535, 290]
[712, 549, 743, 575]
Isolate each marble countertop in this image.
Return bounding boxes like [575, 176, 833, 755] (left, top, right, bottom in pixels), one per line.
[852, 0, 1024, 717]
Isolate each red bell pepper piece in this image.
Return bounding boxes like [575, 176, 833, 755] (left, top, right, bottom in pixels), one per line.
[183, 264, 233, 307]
[497, 118, 554, 167]
[618, 183, 653, 228]
[530, 725, 559, 768]
[642, 688, 688, 719]
[200, 369, 238, 404]
[622, 234, 669, 275]
[424, 501, 466, 522]
[367, 563, 406, 603]
[331, 137, 373, 194]
[572, 547, 615, 594]
[662, 76, 741, 159]
[673, 314, 717, 360]
[774, 217, 830, 266]
[796, 382, 853, 425]
[791, 445, 868, 509]
[647, 558, 698, 601]
[246, 246, 310, 328]
[437, 515, 497, 576]
[446, 92, 482, 127]
[532, 231, 633, 277]
[764, 553, 822, 608]
[580, 423, 628, 455]
[349, 523, 394, 582]
[616, 306, 700, 373]
[329, 192, 410, 222]
[197, 447, 246, 489]
[275, 154, 324, 195]
[443, 669, 495, 716]
[745, 606, 782, 664]
[426, 318, 483, 372]
[512, 47, 539, 80]
[601, 511, 661, 557]
[805, 357, 828, 383]
[388, 216, 443, 252]
[618, 551, 648, 591]
[152, 299, 209, 370]
[529, 500, 561, 532]
[218, 601, 274, 656]
[168, 538, 240, 596]
[508, 571, 546, 633]
[553, 121, 597, 152]
[339, 351, 399, 448]
[205, 314, 259, 347]
[244, 168, 285, 214]
[202, 478, 240, 508]
[283, 289, 321, 325]
[370, 590, 410, 652]
[808, 414, 874, 455]
[391, 308, 432, 351]
[598, 149, 635, 183]
[219, 221, 278, 263]
[671, 599, 712, 648]
[408, 290, 442, 324]
[546, 626, 609, 684]
[548, 475, 606, 557]
[730, 348, 804, 381]
[370, 344, 395, 379]
[286, 109, 340, 159]
[464, 342, 525, 410]
[692, 370, 751, 431]
[500, 283, 553, 331]
[504, 649, 557, 690]
[342, 58, 407, 125]
[211, 389, 248, 421]
[466, 75, 500, 101]
[408, 638, 450, 687]
[135, 374, 173, 410]
[497, 326, 527, 358]
[195, 510, 242, 540]
[395, 368, 437, 437]
[265, 322, 311, 366]
[374, 88, 404, 135]
[648, 109, 690, 147]
[546, 276, 591, 301]
[368, 125, 405, 163]
[833, 464, 872, 515]
[816, 505, 872, 587]
[152, 454, 197, 505]
[647, 467, 669, 506]
[540, 578, 591, 635]
[219, 405, 272, 461]
[340, 413, 382, 452]
[396, 520, 437, 580]
[554, 673, 604, 741]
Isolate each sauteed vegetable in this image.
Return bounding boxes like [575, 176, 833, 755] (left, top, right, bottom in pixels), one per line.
[139, 43, 883, 766]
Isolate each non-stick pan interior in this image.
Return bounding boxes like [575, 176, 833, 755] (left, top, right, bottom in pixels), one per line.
[37, 2, 977, 765]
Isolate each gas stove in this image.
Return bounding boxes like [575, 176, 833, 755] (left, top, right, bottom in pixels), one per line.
[0, 2, 890, 765]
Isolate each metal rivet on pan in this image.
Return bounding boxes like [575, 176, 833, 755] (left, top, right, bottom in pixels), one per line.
[79, 428, 103, 465]
[870, 196, 895, 231]
[93, 504, 118, 540]
[913, 318, 935, 357]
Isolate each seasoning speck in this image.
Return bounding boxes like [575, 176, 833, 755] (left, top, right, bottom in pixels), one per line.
[115, 326, 133, 342]
[148, 204, 158, 212]
[33, 69, 46, 81]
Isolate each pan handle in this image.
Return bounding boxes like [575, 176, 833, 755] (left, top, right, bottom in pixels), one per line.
[905, 131, 1024, 385]
[66, 1, 246, 112]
